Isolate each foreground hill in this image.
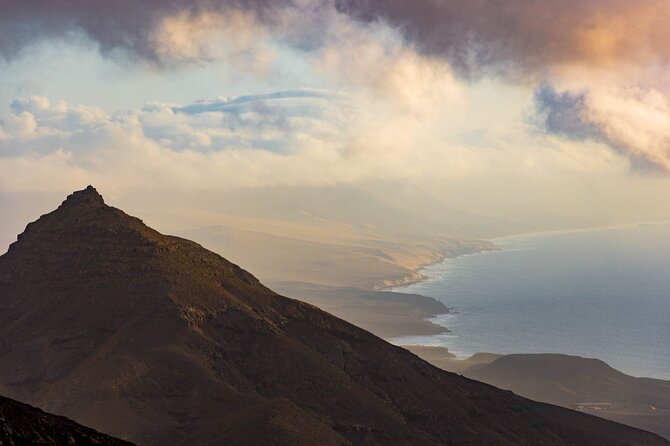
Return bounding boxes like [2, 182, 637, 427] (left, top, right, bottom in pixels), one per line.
[0, 394, 133, 445]
[467, 354, 670, 440]
[0, 186, 667, 445]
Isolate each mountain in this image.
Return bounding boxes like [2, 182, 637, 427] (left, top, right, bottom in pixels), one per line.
[466, 354, 670, 440]
[0, 186, 667, 445]
[0, 394, 133, 445]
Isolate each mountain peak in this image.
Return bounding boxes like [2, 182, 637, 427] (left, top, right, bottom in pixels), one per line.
[7, 186, 159, 255]
[60, 185, 105, 208]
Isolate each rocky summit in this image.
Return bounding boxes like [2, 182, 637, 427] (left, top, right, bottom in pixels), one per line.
[0, 186, 667, 445]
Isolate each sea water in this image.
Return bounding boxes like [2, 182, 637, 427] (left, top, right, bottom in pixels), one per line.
[392, 223, 670, 379]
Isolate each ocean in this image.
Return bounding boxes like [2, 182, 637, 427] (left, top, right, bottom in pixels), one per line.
[392, 223, 670, 379]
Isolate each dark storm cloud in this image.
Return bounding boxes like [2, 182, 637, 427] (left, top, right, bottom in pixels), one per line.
[3, 0, 669, 75]
[534, 85, 598, 141]
[0, 0, 291, 63]
[335, 0, 670, 78]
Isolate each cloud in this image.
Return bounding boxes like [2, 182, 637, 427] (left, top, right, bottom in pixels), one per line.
[6, 1, 667, 79]
[5, 89, 656, 243]
[0, 91, 399, 193]
[176, 90, 333, 111]
[0, 88, 631, 201]
[535, 84, 670, 172]
[336, 0, 670, 79]
[0, 0, 289, 66]
[0, 0, 465, 114]
[2, 1, 667, 180]
[533, 85, 599, 141]
[0, 90, 345, 155]
[1, 112, 38, 140]
[307, 14, 462, 113]
[4, 0, 670, 92]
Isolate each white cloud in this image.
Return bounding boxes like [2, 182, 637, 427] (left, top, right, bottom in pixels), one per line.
[4, 87, 668, 241]
[309, 16, 463, 114]
[148, 9, 276, 77]
[0, 87, 631, 201]
[2, 111, 38, 140]
[583, 87, 670, 170]
[536, 84, 670, 172]
[0, 91, 390, 192]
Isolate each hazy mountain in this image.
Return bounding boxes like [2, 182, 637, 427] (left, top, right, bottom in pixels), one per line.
[466, 354, 670, 440]
[131, 184, 514, 239]
[0, 394, 132, 445]
[0, 186, 666, 445]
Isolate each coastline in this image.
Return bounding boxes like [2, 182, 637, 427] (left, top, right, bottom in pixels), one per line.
[373, 255, 443, 290]
[384, 221, 670, 339]
[373, 238, 497, 291]
[388, 223, 670, 380]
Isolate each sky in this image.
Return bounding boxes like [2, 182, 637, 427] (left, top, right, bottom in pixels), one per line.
[2, 0, 670, 246]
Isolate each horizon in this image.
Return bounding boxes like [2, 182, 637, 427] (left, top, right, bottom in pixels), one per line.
[3, 1, 670, 245]
[8, 184, 670, 253]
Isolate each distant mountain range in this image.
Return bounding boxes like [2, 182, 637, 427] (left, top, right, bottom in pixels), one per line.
[0, 186, 666, 445]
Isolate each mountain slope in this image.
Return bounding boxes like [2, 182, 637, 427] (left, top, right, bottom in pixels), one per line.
[0, 394, 133, 445]
[0, 186, 667, 445]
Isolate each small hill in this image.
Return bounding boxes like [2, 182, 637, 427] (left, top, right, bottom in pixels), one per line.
[0, 186, 667, 445]
[467, 353, 670, 439]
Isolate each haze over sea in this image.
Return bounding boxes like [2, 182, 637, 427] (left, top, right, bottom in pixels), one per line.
[393, 223, 670, 379]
